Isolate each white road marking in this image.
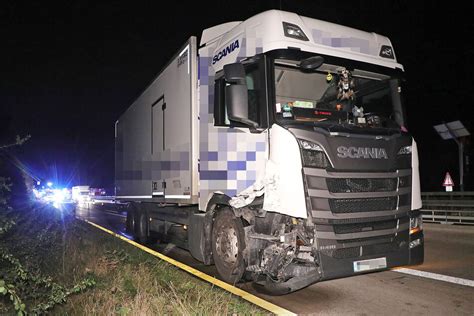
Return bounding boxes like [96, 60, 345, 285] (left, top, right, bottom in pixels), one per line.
[393, 268, 474, 287]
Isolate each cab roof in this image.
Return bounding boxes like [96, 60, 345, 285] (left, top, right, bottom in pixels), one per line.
[201, 10, 403, 71]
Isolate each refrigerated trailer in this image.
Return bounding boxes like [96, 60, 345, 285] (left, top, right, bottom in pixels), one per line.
[115, 10, 424, 294]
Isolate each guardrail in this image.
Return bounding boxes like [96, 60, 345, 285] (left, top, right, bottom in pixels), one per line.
[421, 192, 474, 225]
[89, 195, 116, 203]
[87, 196, 128, 208]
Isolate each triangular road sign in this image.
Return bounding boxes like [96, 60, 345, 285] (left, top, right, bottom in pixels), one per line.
[443, 172, 454, 186]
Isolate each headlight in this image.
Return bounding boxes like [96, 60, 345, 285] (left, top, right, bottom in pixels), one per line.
[299, 139, 323, 151]
[410, 215, 423, 235]
[397, 145, 412, 155]
[282, 22, 309, 41]
[298, 139, 330, 168]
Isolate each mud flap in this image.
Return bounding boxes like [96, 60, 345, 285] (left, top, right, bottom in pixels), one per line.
[188, 213, 206, 262]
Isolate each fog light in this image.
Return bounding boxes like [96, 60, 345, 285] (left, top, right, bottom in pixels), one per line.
[409, 238, 421, 249]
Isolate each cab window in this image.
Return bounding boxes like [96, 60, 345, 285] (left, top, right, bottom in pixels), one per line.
[214, 57, 267, 128]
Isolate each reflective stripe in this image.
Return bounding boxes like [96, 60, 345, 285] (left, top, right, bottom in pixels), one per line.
[116, 195, 152, 199]
[165, 195, 191, 199]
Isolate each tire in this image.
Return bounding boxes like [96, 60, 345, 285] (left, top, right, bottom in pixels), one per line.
[134, 210, 148, 244]
[211, 208, 246, 284]
[125, 206, 135, 235]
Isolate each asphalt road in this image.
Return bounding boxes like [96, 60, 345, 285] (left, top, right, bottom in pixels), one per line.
[75, 203, 474, 315]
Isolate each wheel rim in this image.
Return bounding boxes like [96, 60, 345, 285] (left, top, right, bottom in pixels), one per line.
[215, 223, 239, 265]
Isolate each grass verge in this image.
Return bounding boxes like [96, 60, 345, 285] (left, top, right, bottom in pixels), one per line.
[0, 202, 266, 315]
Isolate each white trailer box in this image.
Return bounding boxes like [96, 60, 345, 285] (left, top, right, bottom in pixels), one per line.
[115, 38, 199, 203]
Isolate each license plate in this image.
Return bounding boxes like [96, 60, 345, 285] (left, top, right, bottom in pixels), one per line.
[353, 257, 387, 272]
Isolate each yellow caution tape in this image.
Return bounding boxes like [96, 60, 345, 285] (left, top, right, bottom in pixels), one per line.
[85, 219, 296, 315]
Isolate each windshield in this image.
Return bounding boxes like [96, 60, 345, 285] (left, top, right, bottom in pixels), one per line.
[274, 60, 405, 129]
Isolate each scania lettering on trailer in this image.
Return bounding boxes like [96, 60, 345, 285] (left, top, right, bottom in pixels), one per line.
[212, 40, 240, 65]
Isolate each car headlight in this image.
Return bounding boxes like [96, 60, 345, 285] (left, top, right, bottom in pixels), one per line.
[298, 139, 330, 168]
[410, 215, 423, 235]
[397, 145, 412, 155]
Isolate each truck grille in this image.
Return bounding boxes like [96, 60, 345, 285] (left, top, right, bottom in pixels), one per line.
[336, 234, 394, 245]
[305, 168, 412, 261]
[327, 178, 397, 193]
[329, 197, 397, 213]
[333, 219, 397, 234]
[322, 242, 399, 259]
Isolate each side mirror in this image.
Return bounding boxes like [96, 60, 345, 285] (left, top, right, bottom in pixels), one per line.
[223, 63, 258, 128]
[299, 56, 324, 71]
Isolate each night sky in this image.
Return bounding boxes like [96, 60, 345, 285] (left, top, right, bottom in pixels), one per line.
[1, 1, 473, 192]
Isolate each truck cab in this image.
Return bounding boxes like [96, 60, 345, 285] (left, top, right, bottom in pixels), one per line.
[198, 10, 423, 293]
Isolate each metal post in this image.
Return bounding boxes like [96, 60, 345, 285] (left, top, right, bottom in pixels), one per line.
[459, 141, 464, 192]
[446, 124, 464, 192]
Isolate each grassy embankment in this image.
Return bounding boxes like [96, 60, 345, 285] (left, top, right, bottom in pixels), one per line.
[0, 201, 265, 315]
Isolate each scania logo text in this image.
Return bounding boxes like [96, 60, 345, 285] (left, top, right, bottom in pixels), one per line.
[337, 146, 388, 159]
[212, 40, 240, 65]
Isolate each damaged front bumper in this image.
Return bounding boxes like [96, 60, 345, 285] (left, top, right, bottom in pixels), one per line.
[253, 262, 321, 295]
[244, 223, 323, 295]
[244, 220, 424, 295]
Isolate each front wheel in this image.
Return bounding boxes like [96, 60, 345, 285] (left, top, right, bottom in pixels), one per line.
[211, 208, 246, 284]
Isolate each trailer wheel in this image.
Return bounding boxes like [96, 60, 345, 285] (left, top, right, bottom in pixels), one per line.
[211, 208, 246, 284]
[134, 210, 149, 244]
[126, 207, 135, 235]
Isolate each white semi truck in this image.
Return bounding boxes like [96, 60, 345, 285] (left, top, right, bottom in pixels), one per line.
[115, 10, 424, 294]
[72, 185, 90, 203]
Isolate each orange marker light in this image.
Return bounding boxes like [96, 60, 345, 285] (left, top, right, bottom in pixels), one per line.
[410, 227, 421, 235]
